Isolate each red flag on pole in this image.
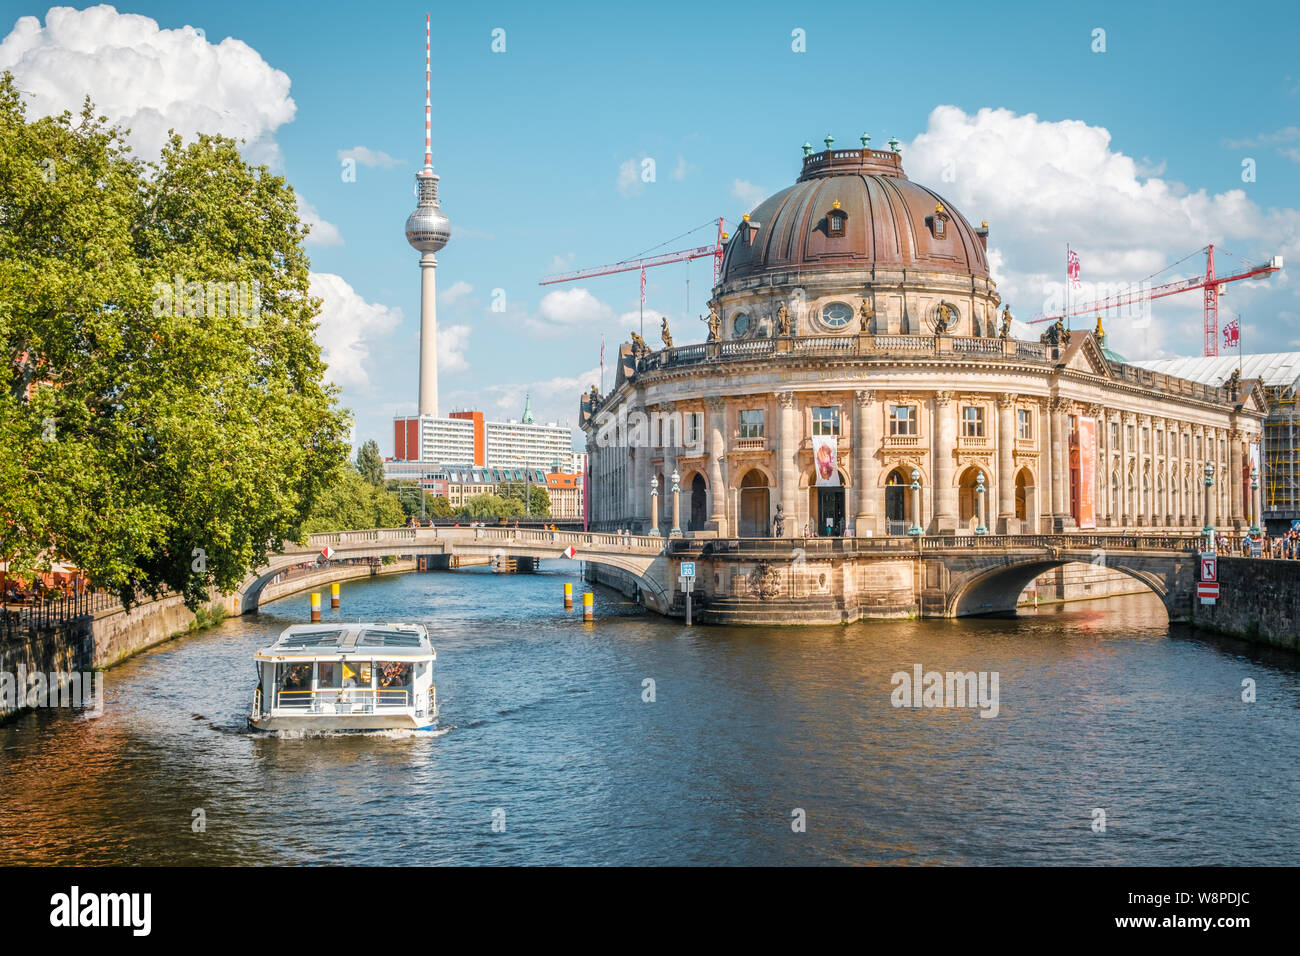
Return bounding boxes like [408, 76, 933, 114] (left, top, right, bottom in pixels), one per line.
[640, 266, 646, 305]
[1222, 318, 1240, 349]
[1067, 249, 1081, 289]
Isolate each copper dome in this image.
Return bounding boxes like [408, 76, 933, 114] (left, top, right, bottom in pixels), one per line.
[719, 148, 989, 286]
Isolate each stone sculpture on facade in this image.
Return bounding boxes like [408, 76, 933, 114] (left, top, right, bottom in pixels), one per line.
[859, 299, 873, 332]
[661, 316, 673, 349]
[776, 301, 791, 336]
[703, 305, 721, 343]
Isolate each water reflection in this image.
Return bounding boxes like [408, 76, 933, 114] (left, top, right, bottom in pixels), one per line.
[2, 567, 1298, 865]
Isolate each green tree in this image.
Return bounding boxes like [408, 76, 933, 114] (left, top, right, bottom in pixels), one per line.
[499, 481, 551, 517]
[303, 467, 404, 533]
[0, 74, 350, 608]
[356, 439, 384, 486]
[458, 493, 524, 520]
[384, 479, 453, 519]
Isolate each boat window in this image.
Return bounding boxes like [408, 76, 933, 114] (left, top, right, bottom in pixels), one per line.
[317, 661, 340, 689]
[378, 662, 413, 688]
[278, 663, 312, 691]
[341, 661, 372, 688]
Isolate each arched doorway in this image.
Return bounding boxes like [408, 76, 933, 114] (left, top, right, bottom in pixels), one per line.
[689, 474, 707, 531]
[958, 467, 985, 526]
[808, 471, 846, 536]
[1015, 468, 1030, 520]
[738, 469, 770, 538]
[884, 468, 911, 535]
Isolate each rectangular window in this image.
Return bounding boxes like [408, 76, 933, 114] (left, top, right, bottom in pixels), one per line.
[1127, 424, 1135, 448]
[961, 406, 985, 438]
[812, 406, 840, 437]
[889, 405, 917, 436]
[1183, 434, 1190, 457]
[1017, 408, 1032, 440]
[685, 412, 702, 445]
[1110, 422, 1119, 445]
[739, 409, 765, 439]
[1142, 427, 1149, 453]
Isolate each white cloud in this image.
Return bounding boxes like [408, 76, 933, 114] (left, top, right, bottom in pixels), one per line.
[731, 179, 767, 212]
[309, 272, 401, 389]
[0, 5, 295, 165]
[438, 280, 473, 307]
[297, 195, 343, 247]
[438, 323, 471, 373]
[671, 155, 688, 181]
[617, 158, 641, 196]
[338, 145, 401, 168]
[903, 105, 1300, 358]
[535, 287, 614, 327]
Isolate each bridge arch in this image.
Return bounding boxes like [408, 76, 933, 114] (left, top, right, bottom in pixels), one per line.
[946, 554, 1189, 621]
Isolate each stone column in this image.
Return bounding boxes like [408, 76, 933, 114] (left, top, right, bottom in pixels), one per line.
[1229, 428, 1244, 530]
[853, 389, 877, 536]
[1096, 408, 1109, 526]
[1050, 397, 1070, 529]
[1038, 398, 1053, 533]
[707, 397, 729, 536]
[997, 393, 1016, 532]
[1120, 412, 1134, 524]
[631, 406, 649, 533]
[934, 391, 958, 533]
[777, 391, 798, 537]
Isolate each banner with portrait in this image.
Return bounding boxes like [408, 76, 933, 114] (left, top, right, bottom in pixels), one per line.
[1076, 416, 1097, 529]
[813, 435, 840, 487]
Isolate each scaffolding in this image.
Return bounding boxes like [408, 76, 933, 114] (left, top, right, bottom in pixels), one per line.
[1264, 384, 1299, 520]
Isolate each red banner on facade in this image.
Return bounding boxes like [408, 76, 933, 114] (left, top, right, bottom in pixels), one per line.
[1076, 417, 1097, 529]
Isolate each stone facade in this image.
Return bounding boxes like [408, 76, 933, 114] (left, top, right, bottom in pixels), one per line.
[581, 147, 1269, 544]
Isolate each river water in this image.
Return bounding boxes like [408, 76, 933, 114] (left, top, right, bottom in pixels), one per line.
[2, 566, 1298, 866]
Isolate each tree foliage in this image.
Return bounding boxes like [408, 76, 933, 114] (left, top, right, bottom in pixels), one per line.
[303, 466, 404, 533]
[458, 493, 524, 519]
[499, 481, 551, 517]
[0, 74, 350, 607]
[355, 439, 384, 486]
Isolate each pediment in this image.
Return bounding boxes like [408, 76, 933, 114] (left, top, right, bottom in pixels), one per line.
[1060, 332, 1112, 377]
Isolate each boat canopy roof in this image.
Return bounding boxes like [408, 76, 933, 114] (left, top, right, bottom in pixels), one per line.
[256, 623, 434, 660]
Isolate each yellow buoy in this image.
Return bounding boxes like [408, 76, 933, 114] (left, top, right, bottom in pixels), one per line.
[583, 591, 594, 623]
[564, 581, 573, 609]
[330, 581, 340, 609]
[310, 592, 321, 622]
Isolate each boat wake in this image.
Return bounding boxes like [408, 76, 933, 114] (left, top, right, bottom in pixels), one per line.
[249, 725, 453, 740]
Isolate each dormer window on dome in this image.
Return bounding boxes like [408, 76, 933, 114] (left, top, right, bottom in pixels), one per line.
[928, 203, 950, 240]
[827, 201, 848, 239]
[740, 214, 760, 246]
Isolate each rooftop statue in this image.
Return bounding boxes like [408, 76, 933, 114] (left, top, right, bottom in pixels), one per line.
[933, 303, 952, 335]
[661, 316, 673, 349]
[1040, 316, 1071, 348]
[630, 331, 650, 362]
[858, 299, 873, 332]
[999, 305, 1012, 339]
[776, 301, 791, 336]
[703, 305, 721, 343]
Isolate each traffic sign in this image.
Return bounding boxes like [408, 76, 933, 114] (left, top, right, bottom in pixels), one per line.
[1200, 554, 1217, 582]
[677, 576, 695, 592]
[560, 545, 577, 559]
[321, 546, 335, 560]
[1198, 581, 1219, 604]
[680, 561, 695, 578]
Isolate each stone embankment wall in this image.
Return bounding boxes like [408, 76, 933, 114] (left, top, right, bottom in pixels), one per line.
[1, 559, 416, 720]
[1189, 556, 1300, 652]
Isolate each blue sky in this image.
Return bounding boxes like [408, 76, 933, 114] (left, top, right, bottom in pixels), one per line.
[3, 0, 1298, 455]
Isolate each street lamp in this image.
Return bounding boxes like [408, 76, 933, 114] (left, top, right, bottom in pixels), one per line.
[975, 471, 988, 535]
[1203, 461, 1215, 550]
[1250, 464, 1261, 535]
[649, 475, 661, 537]
[670, 470, 682, 537]
[908, 468, 923, 536]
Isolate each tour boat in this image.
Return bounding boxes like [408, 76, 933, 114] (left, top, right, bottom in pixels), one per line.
[250, 623, 437, 732]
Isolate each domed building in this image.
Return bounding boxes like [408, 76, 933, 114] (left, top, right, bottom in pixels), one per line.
[579, 139, 1269, 621]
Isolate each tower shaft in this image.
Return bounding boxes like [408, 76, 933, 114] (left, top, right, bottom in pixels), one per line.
[419, 252, 439, 418]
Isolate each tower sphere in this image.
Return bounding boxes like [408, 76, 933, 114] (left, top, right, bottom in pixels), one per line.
[406, 172, 451, 253]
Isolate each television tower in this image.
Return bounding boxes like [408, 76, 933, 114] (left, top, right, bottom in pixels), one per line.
[404, 12, 451, 418]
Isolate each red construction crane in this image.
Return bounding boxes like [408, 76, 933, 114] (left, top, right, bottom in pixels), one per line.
[539, 218, 728, 287]
[1028, 244, 1283, 356]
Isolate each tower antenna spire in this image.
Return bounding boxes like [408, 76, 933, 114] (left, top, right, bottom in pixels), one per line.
[424, 12, 433, 174]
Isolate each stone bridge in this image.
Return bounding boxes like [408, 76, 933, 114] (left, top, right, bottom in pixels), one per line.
[233, 526, 673, 613]
[234, 527, 1204, 625]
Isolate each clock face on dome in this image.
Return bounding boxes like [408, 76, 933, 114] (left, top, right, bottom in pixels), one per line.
[821, 302, 853, 327]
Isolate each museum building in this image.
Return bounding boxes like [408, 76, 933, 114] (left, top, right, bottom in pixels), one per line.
[580, 141, 1270, 543]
